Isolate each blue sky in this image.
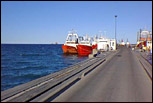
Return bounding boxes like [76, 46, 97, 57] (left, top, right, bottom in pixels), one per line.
[1, 1, 152, 44]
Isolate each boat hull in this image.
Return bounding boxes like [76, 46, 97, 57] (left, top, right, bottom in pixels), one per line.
[92, 44, 97, 49]
[77, 45, 92, 56]
[62, 45, 78, 54]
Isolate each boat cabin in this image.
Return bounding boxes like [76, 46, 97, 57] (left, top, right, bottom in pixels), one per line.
[65, 33, 79, 44]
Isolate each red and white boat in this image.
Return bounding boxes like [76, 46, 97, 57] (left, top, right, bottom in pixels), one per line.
[62, 32, 79, 54]
[77, 35, 92, 56]
[92, 35, 98, 49]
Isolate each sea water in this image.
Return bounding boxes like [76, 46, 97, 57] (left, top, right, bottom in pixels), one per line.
[1, 44, 88, 91]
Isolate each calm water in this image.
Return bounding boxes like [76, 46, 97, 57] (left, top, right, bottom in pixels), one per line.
[1, 44, 88, 91]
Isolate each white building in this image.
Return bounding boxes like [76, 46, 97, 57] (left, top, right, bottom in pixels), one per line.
[97, 37, 116, 51]
[110, 39, 116, 50]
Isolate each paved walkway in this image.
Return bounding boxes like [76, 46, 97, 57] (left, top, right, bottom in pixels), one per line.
[52, 47, 152, 102]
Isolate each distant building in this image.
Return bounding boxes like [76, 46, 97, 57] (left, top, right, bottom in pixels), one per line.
[97, 36, 116, 51]
[110, 39, 116, 50]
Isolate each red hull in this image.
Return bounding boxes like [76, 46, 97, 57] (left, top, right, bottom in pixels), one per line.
[92, 44, 97, 49]
[77, 45, 92, 56]
[62, 45, 78, 54]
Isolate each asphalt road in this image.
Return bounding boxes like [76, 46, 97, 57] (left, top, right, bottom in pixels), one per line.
[52, 47, 152, 102]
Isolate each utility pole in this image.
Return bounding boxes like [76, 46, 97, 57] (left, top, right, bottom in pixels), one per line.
[115, 15, 117, 40]
[115, 15, 117, 50]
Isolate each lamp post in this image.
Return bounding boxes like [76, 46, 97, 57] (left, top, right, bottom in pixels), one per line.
[115, 15, 117, 40]
[115, 15, 117, 49]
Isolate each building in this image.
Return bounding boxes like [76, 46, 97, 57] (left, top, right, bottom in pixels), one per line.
[97, 37, 116, 51]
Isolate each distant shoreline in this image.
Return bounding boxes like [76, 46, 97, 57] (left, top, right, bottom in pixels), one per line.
[1, 43, 63, 45]
[1, 43, 137, 45]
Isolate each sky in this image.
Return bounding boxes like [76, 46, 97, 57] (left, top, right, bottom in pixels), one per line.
[1, 1, 152, 44]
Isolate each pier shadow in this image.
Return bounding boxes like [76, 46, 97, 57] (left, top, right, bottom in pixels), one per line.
[45, 78, 81, 102]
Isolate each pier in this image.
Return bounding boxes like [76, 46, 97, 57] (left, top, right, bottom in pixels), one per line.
[1, 46, 152, 102]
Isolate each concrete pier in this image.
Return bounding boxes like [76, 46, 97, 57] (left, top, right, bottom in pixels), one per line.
[53, 47, 152, 102]
[1, 47, 152, 102]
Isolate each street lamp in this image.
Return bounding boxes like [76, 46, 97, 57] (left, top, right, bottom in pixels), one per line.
[115, 15, 117, 49]
[115, 15, 117, 40]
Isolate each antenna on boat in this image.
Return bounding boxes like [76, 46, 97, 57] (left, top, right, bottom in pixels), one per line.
[70, 29, 77, 34]
[104, 31, 107, 38]
[99, 30, 102, 38]
[72, 29, 74, 34]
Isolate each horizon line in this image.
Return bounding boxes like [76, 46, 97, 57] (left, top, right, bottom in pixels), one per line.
[1, 43, 63, 45]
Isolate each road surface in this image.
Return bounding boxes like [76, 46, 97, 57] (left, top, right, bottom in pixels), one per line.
[52, 47, 152, 102]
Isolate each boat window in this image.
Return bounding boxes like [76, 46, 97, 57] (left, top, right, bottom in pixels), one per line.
[112, 42, 114, 46]
[67, 35, 78, 42]
[79, 37, 83, 41]
[67, 35, 72, 41]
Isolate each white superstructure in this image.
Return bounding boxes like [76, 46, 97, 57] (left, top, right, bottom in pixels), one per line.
[78, 35, 92, 46]
[97, 36, 116, 51]
[64, 33, 79, 48]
